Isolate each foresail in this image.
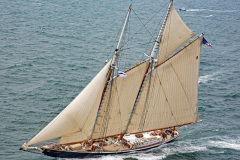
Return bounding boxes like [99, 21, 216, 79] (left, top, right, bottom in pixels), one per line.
[157, 6, 195, 64]
[91, 62, 148, 139]
[127, 37, 203, 133]
[27, 61, 111, 146]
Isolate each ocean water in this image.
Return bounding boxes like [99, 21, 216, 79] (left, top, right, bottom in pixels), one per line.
[1, 0, 240, 159]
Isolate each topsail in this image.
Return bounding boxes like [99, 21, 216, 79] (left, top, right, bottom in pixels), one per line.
[157, 6, 195, 63]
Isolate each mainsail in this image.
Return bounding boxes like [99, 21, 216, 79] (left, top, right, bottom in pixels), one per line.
[127, 36, 202, 133]
[27, 61, 111, 146]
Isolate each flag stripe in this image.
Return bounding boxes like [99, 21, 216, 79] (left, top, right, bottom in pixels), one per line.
[202, 37, 212, 47]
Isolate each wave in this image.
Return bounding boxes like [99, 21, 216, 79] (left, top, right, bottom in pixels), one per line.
[185, 9, 238, 13]
[186, 9, 207, 12]
[205, 15, 213, 18]
[224, 93, 240, 99]
[198, 71, 222, 84]
[75, 154, 166, 160]
[208, 138, 240, 151]
[209, 9, 238, 13]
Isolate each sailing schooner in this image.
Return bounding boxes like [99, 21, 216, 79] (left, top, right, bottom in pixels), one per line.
[20, 0, 206, 158]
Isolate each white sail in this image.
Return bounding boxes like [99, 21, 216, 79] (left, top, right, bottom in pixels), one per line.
[27, 61, 111, 146]
[157, 6, 195, 64]
[91, 62, 148, 139]
[127, 37, 203, 133]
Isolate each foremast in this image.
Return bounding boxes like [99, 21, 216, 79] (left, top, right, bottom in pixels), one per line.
[111, 4, 132, 69]
[90, 4, 132, 140]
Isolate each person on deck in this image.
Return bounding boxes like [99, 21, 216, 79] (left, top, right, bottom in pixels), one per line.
[162, 132, 166, 140]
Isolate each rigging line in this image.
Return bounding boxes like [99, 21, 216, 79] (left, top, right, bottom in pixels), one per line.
[145, 71, 158, 126]
[100, 73, 114, 139]
[120, 41, 154, 51]
[113, 78, 124, 133]
[90, 67, 112, 139]
[105, 9, 130, 61]
[161, 7, 172, 59]
[120, 1, 169, 49]
[124, 62, 150, 133]
[132, 8, 155, 41]
[26, 50, 108, 143]
[102, 75, 123, 134]
[138, 61, 153, 132]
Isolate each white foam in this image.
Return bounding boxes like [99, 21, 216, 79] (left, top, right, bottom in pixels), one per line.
[209, 140, 240, 151]
[198, 71, 221, 84]
[130, 154, 166, 160]
[205, 15, 213, 18]
[209, 9, 238, 13]
[163, 141, 207, 153]
[186, 9, 207, 12]
[186, 9, 237, 13]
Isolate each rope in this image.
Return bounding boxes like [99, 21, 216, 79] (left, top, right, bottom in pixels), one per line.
[132, 8, 155, 41]
[120, 1, 169, 50]
[100, 74, 114, 139]
[138, 61, 153, 132]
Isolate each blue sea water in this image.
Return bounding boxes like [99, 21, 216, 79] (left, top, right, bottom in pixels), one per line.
[0, 0, 240, 159]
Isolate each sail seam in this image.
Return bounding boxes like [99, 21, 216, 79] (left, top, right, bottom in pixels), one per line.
[168, 60, 196, 115]
[156, 68, 179, 126]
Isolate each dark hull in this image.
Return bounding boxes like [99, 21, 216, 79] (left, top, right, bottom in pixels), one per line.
[42, 135, 178, 158]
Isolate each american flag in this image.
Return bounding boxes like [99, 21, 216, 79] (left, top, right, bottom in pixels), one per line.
[202, 37, 212, 47]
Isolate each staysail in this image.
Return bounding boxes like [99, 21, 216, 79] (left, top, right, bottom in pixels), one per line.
[127, 36, 203, 133]
[156, 6, 195, 64]
[27, 61, 111, 146]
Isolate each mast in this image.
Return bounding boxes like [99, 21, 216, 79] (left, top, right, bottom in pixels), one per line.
[150, 0, 173, 60]
[111, 4, 132, 69]
[124, 0, 173, 133]
[90, 4, 132, 139]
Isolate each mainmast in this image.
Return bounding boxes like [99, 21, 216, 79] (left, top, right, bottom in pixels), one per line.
[150, 0, 173, 60]
[90, 4, 132, 139]
[125, 0, 173, 133]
